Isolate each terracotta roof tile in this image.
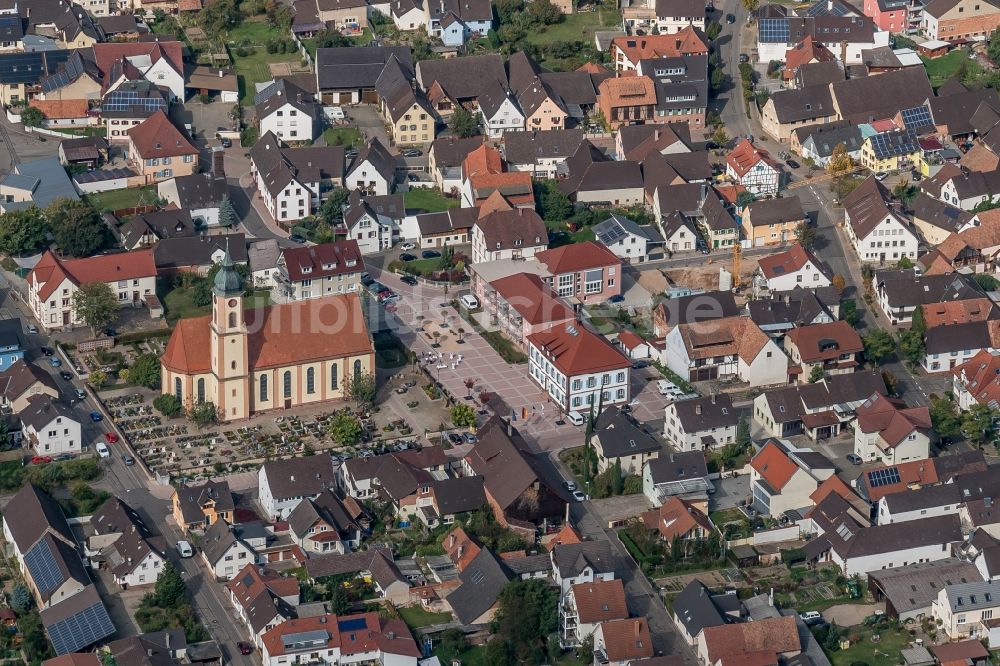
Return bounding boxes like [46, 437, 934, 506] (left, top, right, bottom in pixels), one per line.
[599, 618, 653, 662]
[922, 297, 997, 328]
[598, 75, 657, 106]
[611, 27, 709, 63]
[489, 273, 575, 326]
[675, 316, 772, 364]
[127, 111, 197, 160]
[954, 349, 1000, 408]
[93, 41, 183, 75]
[30, 249, 156, 302]
[757, 243, 831, 281]
[701, 615, 799, 664]
[727, 139, 779, 178]
[571, 579, 628, 624]
[535, 241, 620, 274]
[639, 496, 713, 541]
[527, 322, 630, 375]
[785, 320, 863, 363]
[750, 440, 798, 492]
[29, 99, 89, 119]
[855, 393, 932, 448]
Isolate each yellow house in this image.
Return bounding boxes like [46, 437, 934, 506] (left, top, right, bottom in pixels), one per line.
[160, 249, 375, 422]
[520, 89, 567, 132]
[171, 480, 235, 533]
[378, 61, 437, 146]
[741, 197, 808, 247]
[860, 129, 921, 173]
[126, 111, 199, 184]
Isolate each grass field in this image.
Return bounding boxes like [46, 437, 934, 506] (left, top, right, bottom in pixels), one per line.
[231, 48, 302, 106]
[922, 50, 973, 88]
[523, 8, 619, 46]
[164, 288, 270, 322]
[826, 626, 911, 666]
[302, 29, 374, 58]
[323, 127, 363, 147]
[404, 188, 459, 213]
[86, 186, 158, 212]
[228, 19, 284, 44]
[397, 605, 452, 630]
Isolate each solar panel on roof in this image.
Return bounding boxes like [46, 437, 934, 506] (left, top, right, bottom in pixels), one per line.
[46, 600, 115, 655]
[337, 617, 367, 632]
[901, 106, 933, 131]
[24, 539, 65, 597]
[759, 18, 790, 44]
[867, 466, 901, 488]
[103, 88, 167, 114]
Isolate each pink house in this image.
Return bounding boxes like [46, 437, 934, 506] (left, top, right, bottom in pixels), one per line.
[862, 0, 908, 33]
[480, 273, 576, 349]
[535, 241, 623, 304]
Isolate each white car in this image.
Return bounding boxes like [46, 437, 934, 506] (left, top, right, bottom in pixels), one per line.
[95, 442, 110, 458]
[572, 490, 587, 502]
[176, 540, 194, 558]
[657, 380, 677, 395]
[400, 242, 416, 251]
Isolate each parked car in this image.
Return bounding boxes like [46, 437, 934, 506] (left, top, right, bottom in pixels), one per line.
[912, 170, 922, 182]
[400, 242, 416, 251]
[463, 432, 478, 444]
[785, 159, 800, 169]
[846, 453, 863, 465]
[26, 324, 38, 334]
[41, 347, 53, 356]
[447, 433, 463, 445]
[176, 540, 194, 558]
[608, 294, 625, 304]
[400, 275, 418, 286]
[104, 432, 119, 444]
[726, 12, 735, 22]
[89, 412, 103, 422]
[421, 250, 441, 259]
[220, 137, 232, 148]
[874, 171, 889, 181]
[563, 480, 577, 492]
[289, 234, 306, 244]
[572, 490, 587, 502]
[59, 371, 72, 381]
[48, 356, 61, 367]
[360, 272, 374, 286]
[75, 388, 86, 400]
[459, 294, 479, 309]
[31, 456, 52, 465]
[122, 454, 135, 466]
[237, 643, 252, 656]
[739, 53, 750, 63]
[95, 442, 110, 458]
[401, 149, 422, 158]
[800, 611, 823, 625]
[400, 253, 417, 262]
[105, 328, 117, 338]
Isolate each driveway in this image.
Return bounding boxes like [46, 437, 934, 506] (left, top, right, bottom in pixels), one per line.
[345, 106, 391, 150]
[711, 473, 750, 510]
[823, 603, 883, 627]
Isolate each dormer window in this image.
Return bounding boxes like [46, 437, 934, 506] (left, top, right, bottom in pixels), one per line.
[321, 263, 336, 270]
[514, 239, 522, 246]
[496, 242, 501, 249]
[346, 259, 357, 267]
[301, 266, 312, 274]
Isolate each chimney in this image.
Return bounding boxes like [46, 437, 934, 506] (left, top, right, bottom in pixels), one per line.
[507, 418, 513, 436]
[711, 394, 716, 404]
[458, 544, 464, 559]
[147, 650, 153, 657]
[695, 404, 702, 415]
[218, 69, 223, 78]
[449, 533, 456, 547]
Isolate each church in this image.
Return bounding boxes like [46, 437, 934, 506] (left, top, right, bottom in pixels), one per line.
[160, 249, 375, 421]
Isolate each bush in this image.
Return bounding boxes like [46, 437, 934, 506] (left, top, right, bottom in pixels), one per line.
[153, 394, 182, 417]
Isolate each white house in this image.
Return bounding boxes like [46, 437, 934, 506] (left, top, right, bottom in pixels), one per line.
[561, 579, 629, 647]
[662, 316, 786, 386]
[88, 497, 165, 588]
[931, 580, 1000, 640]
[552, 541, 615, 594]
[854, 393, 931, 465]
[255, 79, 318, 143]
[952, 350, 1000, 411]
[844, 176, 921, 264]
[939, 170, 1000, 211]
[343, 192, 398, 255]
[592, 214, 657, 263]
[470, 207, 548, 264]
[257, 456, 337, 520]
[874, 269, 982, 327]
[726, 139, 781, 197]
[750, 439, 835, 518]
[344, 139, 395, 196]
[876, 484, 961, 526]
[201, 520, 255, 581]
[258, 613, 419, 666]
[19, 396, 81, 457]
[526, 322, 632, 414]
[642, 452, 711, 506]
[479, 85, 525, 139]
[663, 394, 740, 452]
[659, 211, 699, 253]
[756, 243, 834, 293]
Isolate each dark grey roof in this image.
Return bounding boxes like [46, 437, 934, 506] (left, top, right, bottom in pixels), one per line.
[662, 150, 712, 181]
[654, 290, 739, 329]
[764, 370, 886, 422]
[796, 60, 844, 88]
[119, 208, 194, 248]
[167, 173, 227, 209]
[346, 138, 395, 183]
[802, 123, 863, 158]
[769, 84, 835, 124]
[304, 548, 407, 591]
[931, 88, 1000, 137]
[174, 480, 234, 526]
[0, 317, 21, 349]
[910, 192, 972, 233]
[745, 195, 807, 227]
[200, 520, 244, 565]
[881, 483, 961, 514]
[2, 483, 73, 552]
[954, 469, 1000, 503]
[431, 476, 486, 516]
[501, 553, 551, 576]
[0, 49, 72, 85]
[153, 233, 247, 270]
[868, 558, 982, 616]
[415, 207, 479, 236]
[672, 580, 727, 638]
[641, 54, 709, 113]
[416, 54, 507, 101]
[250, 132, 345, 198]
[25, 533, 88, 603]
[502, 129, 585, 166]
[558, 141, 642, 198]
[255, 77, 318, 122]
[926, 321, 992, 355]
[447, 549, 512, 624]
[430, 135, 485, 168]
[315, 46, 412, 90]
[95, 14, 143, 35]
[672, 395, 739, 433]
[552, 541, 615, 578]
[875, 270, 982, 309]
[831, 66, 933, 123]
[593, 408, 663, 458]
[262, 455, 337, 502]
[20, 394, 75, 432]
[823, 512, 962, 560]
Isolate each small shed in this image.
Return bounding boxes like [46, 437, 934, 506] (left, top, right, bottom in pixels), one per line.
[931, 640, 990, 666]
[916, 39, 951, 58]
[730, 544, 759, 567]
[901, 646, 935, 666]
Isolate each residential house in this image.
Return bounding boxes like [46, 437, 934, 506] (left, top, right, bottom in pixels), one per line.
[259, 613, 419, 666]
[597, 75, 657, 129]
[953, 350, 1000, 410]
[868, 558, 984, 623]
[748, 286, 839, 336]
[635, 54, 709, 129]
[304, 549, 410, 604]
[590, 407, 663, 475]
[287, 489, 362, 554]
[477, 272, 576, 350]
[750, 438, 835, 517]
[344, 138, 396, 196]
[102, 81, 171, 145]
[922, 0, 1000, 41]
[255, 78, 319, 143]
[314, 46, 412, 105]
[640, 496, 714, 542]
[593, 618, 653, 666]
[617, 122, 693, 161]
[785, 320, 864, 381]
[258, 456, 337, 520]
[726, 139, 781, 197]
[125, 111, 198, 184]
[275, 240, 362, 302]
[157, 171, 229, 228]
[460, 144, 534, 209]
[741, 196, 808, 247]
[552, 540, 615, 594]
[0, 360, 58, 414]
[92, 41, 184, 99]
[471, 205, 548, 264]
[338, 446, 447, 515]
[932, 579, 1000, 639]
[671, 580, 733, 645]
[413, 476, 487, 528]
[923, 318, 1000, 374]
[761, 85, 840, 142]
[374, 55, 435, 145]
[527, 322, 632, 412]
[250, 131, 345, 225]
[873, 269, 981, 326]
[937, 169, 1000, 211]
[88, 497, 164, 588]
[501, 129, 584, 179]
[799, 122, 864, 166]
[663, 394, 740, 451]
[755, 13, 888, 64]
[753, 370, 887, 440]
[0, 320, 23, 373]
[876, 483, 960, 525]
[0, 157, 79, 213]
[697, 616, 800, 666]
[561, 579, 628, 647]
[559, 141, 644, 205]
[463, 416, 567, 539]
[755, 243, 834, 292]
[428, 135, 483, 192]
[27, 249, 157, 331]
[642, 451, 712, 505]
[152, 234, 249, 276]
[782, 35, 837, 86]
[171, 480, 235, 533]
[662, 315, 786, 385]
[200, 520, 255, 581]
[610, 28, 710, 72]
[909, 192, 976, 246]
[57, 136, 107, 170]
[20, 396, 80, 457]
[651, 290, 739, 337]
[855, 393, 932, 464]
[343, 191, 403, 255]
[423, 0, 493, 45]
[535, 242, 623, 304]
[620, 0, 706, 34]
[844, 176, 921, 265]
[860, 129, 921, 172]
[592, 214, 661, 263]
[117, 209, 195, 250]
[225, 564, 299, 648]
[249, 239, 283, 290]
[446, 548, 513, 624]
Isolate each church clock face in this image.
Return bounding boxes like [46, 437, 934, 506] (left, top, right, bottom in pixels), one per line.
[228, 299, 237, 307]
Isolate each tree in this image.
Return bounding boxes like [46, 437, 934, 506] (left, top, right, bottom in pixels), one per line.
[72, 282, 118, 336]
[989, 27, 1000, 66]
[897, 256, 914, 269]
[862, 329, 895, 366]
[831, 174, 862, 200]
[329, 585, 350, 615]
[840, 298, 860, 327]
[538, 181, 572, 221]
[808, 365, 825, 383]
[489, 579, 558, 665]
[0, 207, 48, 257]
[735, 414, 751, 451]
[451, 403, 476, 428]
[318, 187, 351, 224]
[795, 221, 817, 249]
[611, 458, 624, 495]
[153, 394, 182, 417]
[705, 20, 722, 40]
[346, 371, 377, 409]
[437, 629, 467, 665]
[930, 397, 962, 441]
[711, 125, 729, 148]
[87, 370, 108, 390]
[154, 563, 187, 608]
[327, 412, 363, 446]
[962, 403, 998, 446]
[898, 329, 925, 365]
[20, 106, 45, 129]
[831, 274, 846, 294]
[449, 107, 480, 138]
[47, 199, 107, 257]
[525, 0, 561, 24]
[198, 0, 239, 34]
[130, 354, 161, 389]
[187, 401, 220, 428]
[218, 197, 238, 228]
[9, 582, 31, 613]
[741, 0, 759, 11]
[735, 191, 756, 208]
[975, 273, 1000, 291]
[826, 143, 853, 174]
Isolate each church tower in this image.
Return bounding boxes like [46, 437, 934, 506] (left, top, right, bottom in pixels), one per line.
[210, 246, 250, 421]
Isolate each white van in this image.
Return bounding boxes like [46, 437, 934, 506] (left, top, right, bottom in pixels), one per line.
[176, 541, 194, 558]
[459, 294, 479, 310]
[657, 380, 677, 395]
[95, 442, 110, 458]
[567, 411, 585, 426]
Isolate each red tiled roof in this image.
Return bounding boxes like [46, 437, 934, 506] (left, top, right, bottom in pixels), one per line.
[750, 440, 798, 492]
[226, 563, 299, 610]
[757, 243, 828, 280]
[535, 241, 621, 274]
[676, 316, 772, 364]
[527, 322, 630, 376]
[921, 297, 996, 328]
[640, 496, 713, 541]
[598, 618, 653, 662]
[30, 249, 156, 303]
[785, 320, 863, 363]
[261, 616, 340, 657]
[571, 579, 628, 624]
[727, 139, 778, 178]
[599, 76, 657, 106]
[29, 99, 89, 120]
[93, 41, 183, 75]
[127, 110, 197, 159]
[617, 329, 646, 351]
[954, 349, 1000, 408]
[855, 393, 931, 448]
[782, 35, 835, 79]
[461, 144, 503, 179]
[261, 612, 419, 659]
[701, 616, 799, 664]
[611, 27, 709, 63]
[161, 293, 373, 374]
[489, 273, 576, 327]
[860, 458, 939, 501]
[281, 240, 363, 282]
[442, 526, 481, 571]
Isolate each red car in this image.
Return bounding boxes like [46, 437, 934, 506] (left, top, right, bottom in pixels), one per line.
[104, 432, 119, 444]
[31, 456, 52, 465]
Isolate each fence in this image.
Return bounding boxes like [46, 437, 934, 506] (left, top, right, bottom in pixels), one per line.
[78, 337, 115, 353]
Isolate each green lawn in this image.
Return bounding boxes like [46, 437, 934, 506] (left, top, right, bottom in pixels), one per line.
[401, 257, 445, 275]
[323, 127, 363, 148]
[922, 50, 973, 88]
[302, 29, 374, 58]
[523, 8, 619, 46]
[397, 605, 452, 630]
[228, 18, 286, 44]
[826, 626, 911, 666]
[86, 186, 158, 213]
[231, 48, 302, 106]
[404, 188, 459, 213]
[164, 288, 270, 322]
[434, 645, 487, 666]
